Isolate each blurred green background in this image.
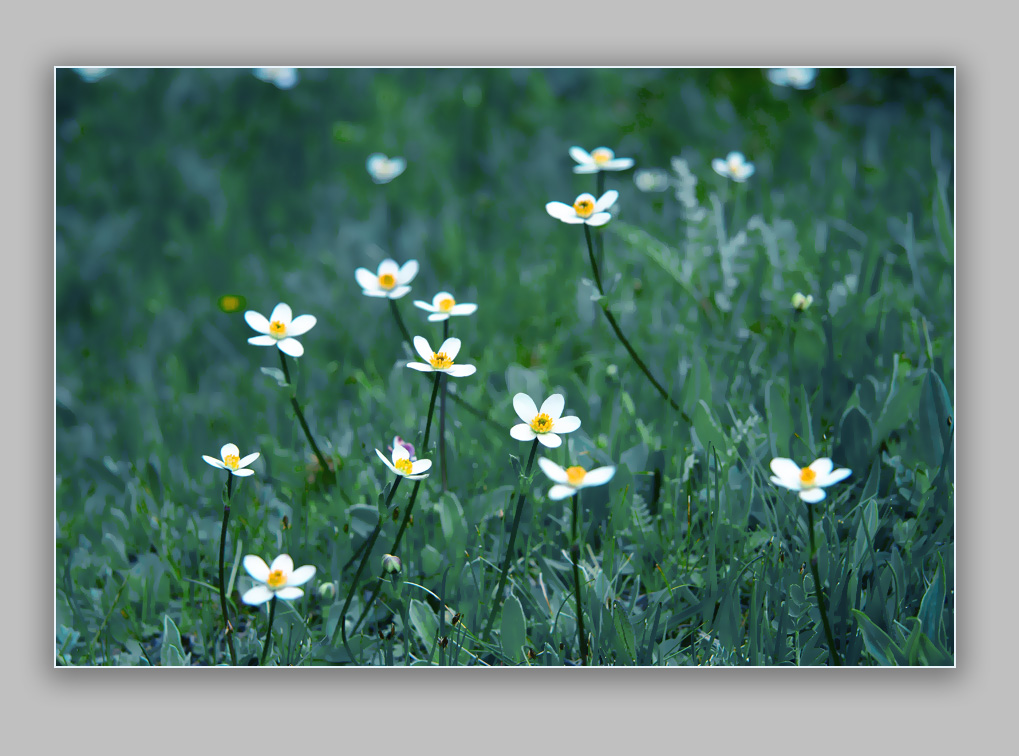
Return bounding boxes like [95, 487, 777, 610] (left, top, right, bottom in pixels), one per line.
[56, 68, 953, 666]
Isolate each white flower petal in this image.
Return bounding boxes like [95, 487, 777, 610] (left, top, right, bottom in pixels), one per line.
[821, 468, 852, 487]
[581, 466, 616, 488]
[406, 362, 435, 372]
[377, 448, 401, 475]
[537, 457, 569, 484]
[594, 190, 619, 213]
[203, 455, 226, 470]
[569, 146, 593, 164]
[274, 586, 305, 600]
[770, 475, 801, 491]
[242, 585, 274, 605]
[378, 259, 400, 278]
[248, 335, 277, 346]
[413, 300, 437, 312]
[808, 458, 834, 478]
[355, 267, 379, 292]
[560, 215, 587, 224]
[439, 337, 462, 361]
[413, 336, 433, 362]
[388, 285, 412, 300]
[573, 164, 600, 174]
[513, 393, 539, 423]
[739, 164, 755, 179]
[552, 415, 581, 434]
[712, 158, 729, 176]
[232, 468, 255, 477]
[366, 153, 386, 174]
[287, 565, 317, 588]
[269, 303, 292, 326]
[277, 338, 304, 358]
[604, 158, 634, 171]
[244, 310, 271, 334]
[287, 315, 317, 337]
[363, 290, 389, 298]
[397, 260, 419, 285]
[769, 458, 802, 486]
[545, 201, 575, 220]
[537, 433, 562, 448]
[427, 313, 451, 322]
[431, 292, 454, 309]
[539, 393, 565, 420]
[450, 303, 477, 316]
[243, 555, 270, 583]
[800, 488, 827, 503]
[510, 424, 537, 442]
[237, 452, 260, 468]
[270, 554, 294, 574]
[726, 151, 744, 164]
[391, 444, 410, 463]
[586, 213, 612, 227]
[548, 484, 576, 501]
[444, 364, 476, 378]
[411, 459, 432, 475]
[221, 443, 239, 460]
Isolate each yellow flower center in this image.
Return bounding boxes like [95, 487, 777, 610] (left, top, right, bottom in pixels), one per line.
[728, 159, 742, 174]
[223, 454, 240, 470]
[573, 198, 595, 218]
[438, 297, 455, 312]
[267, 569, 286, 589]
[269, 320, 287, 337]
[530, 413, 554, 433]
[591, 148, 613, 164]
[379, 273, 397, 289]
[394, 458, 414, 475]
[430, 351, 454, 370]
[566, 466, 587, 486]
[799, 467, 817, 487]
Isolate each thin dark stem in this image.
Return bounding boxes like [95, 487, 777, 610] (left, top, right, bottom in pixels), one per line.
[582, 225, 690, 423]
[595, 171, 606, 270]
[439, 320, 449, 492]
[260, 596, 278, 666]
[571, 493, 588, 666]
[482, 439, 539, 640]
[789, 311, 800, 393]
[217, 473, 238, 666]
[421, 373, 442, 453]
[388, 298, 414, 346]
[279, 351, 331, 478]
[340, 476, 403, 663]
[807, 501, 842, 666]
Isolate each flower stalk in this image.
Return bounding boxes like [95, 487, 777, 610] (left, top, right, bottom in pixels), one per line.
[571, 493, 588, 665]
[260, 595, 278, 665]
[217, 473, 238, 665]
[806, 501, 842, 666]
[439, 320, 450, 492]
[279, 351, 332, 483]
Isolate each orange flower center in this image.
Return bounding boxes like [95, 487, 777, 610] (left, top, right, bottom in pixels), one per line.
[799, 467, 817, 486]
[566, 466, 587, 486]
[430, 352, 454, 370]
[530, 413, 554, 433]
[223, 453, 240, 470]
[394, 458, 414, 475]
[267, 569, 286, 589]
[269, 320, 287, 337]
[379, 273, 397, 289]
[438, 297, 455, 312]
[591, 148, 613, 164]
[573, 198, 595, 218]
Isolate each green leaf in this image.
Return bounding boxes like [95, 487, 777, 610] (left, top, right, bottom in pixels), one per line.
[834, 406, 873, 477]
[437, 492, 467, 551]
[619, 442, 648, 474]
[693, 400, 727, 457]
[160, 615, 189, 667]
[851, 609, 901, 666]
[918, 554, 947, 644]
[408, 599, 438, 653]
[765, 380, 793, 459]
[347, 504, 379, 540]
[918, 370, 954, 473]
[612, 605, 636, 664]
[260, 366, 288, 388]
[500, 594, 526, 664]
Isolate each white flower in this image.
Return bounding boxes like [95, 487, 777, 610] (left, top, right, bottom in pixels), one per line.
[202, 443, 260, 477]
[366, 153, 407, 184]
[769, 457, 851, 503]
[253, 68, 299, 90]
[412, 291, 478, 322]
[73, 68, 110, 83]
[355, 258, 419, 300]
[388, 436, 416, 460]
[712, 151, 756, 182]
[406, 336, 477, 377]
[570, 146, 635, 174]
[538, 458, 616, 501]
[375, 444, 432, 480]
[509, 393, 582, 449]
[545, 190, 619, 227]
[791, 292, 814, 311]
[766, 67, 818, 90]
[244, 302, 317, 358]
[633, 168, 670, 193]
[241, 554, 317, 605]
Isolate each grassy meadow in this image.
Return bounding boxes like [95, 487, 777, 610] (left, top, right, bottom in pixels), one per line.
[55, 67, 954, 666]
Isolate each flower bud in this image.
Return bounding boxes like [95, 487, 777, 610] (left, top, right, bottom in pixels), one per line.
[317, 581, 337, 600]
[791, 292, 813, 312]
[382, 554, 402, 575]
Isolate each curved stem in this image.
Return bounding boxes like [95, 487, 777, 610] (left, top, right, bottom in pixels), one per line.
[388, 298, 414, 346]
[481, 439, 540, 640]
[260, 595, 278, 666]
[279, 351, 331, 478]
[420, 372, 442, 453]
[807, 501, 842, 666]
[439, 320, 450, 492]
[217, 473, 238, 665]
[571, 493, 588, 665]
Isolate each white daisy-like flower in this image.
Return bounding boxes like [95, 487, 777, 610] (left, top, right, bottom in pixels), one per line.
[412, 291, 478, 322]
[406, 336, 477, 377]
[538, 458, 616, 501]
[366, 153, 407, 184]
[355, 258, 419, 300]
[766, 67, 818, 90]
[375, 444, 432, 480]
[769, 457, 852, 503]
[509, 393, 582, 449]
[570, 146, 635, 174]
[244, 302, 318, 358]
[712, 151, 756, 183]
[633, 168, 671, 193]
[253, 67, 299, 90]
[202, 443, 260, 477]
[241, 554, 317, 605]
[791, 292, 814, 311]
[545, 190, 619, 227]
[73, 67, 110, 83]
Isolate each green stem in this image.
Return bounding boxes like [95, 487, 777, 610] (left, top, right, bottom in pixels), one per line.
[807, 501, 842, 666]
[260, 595, 278, 665]
[595, 170, 606, 270]
[439, 320, 449, 493]
[481, 439, 539, 640]
[789, 311, 799, 393]
[582, 225, 690, 423]
[389, 298, 414, 346]
[279, 351, 331, 479]
[340, 475, 403, 663]
[218, 473, 238, 666]
[571, 493, 588, 665]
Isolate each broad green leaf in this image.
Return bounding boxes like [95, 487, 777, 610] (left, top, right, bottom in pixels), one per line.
[851, 609, 901, 666]
[693, 400, 727, 457]
[500, 594, 526, 664]
[408, 599, 438, 653]
[918, 554, 947, 644]
[160, 615, 189, 667]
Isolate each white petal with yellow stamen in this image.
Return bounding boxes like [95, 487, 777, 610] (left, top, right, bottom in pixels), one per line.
[545, 190, 620, 227]
[509, 392, 582, 448]
[412, 291, 479, 322]
[406, 335, 477, 377]
[202, 442, 260, 477]
[241, 553, 316, 605]
[769, 457, 852, 502]
[537, 457, 616, 500]
[244, 302, 316, 357]
[570, 145, 635, 174]
[355, 258, 419, 300]
[376, 445, 432, 480]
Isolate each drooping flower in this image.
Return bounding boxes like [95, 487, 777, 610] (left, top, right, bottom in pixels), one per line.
[769, 457, 851, 503]
[791, 292, 814, 311]
[545, 190, 619, 227]
[510, 393, 582, 449]
[355, 259, 419, 300]
[712, 151, 756, 182]
[406, 336, 477, 377]
[375, 444, 432, 480]
[73, 67, 110, 83]
[366, 153, 407, 184]
[766, 67, 818, 90]
[241, 554, 317, 605]
[244, 302, 317, 358]
[569, 146, 635, 174]
[253, 67, 299, 90]
[202, 443, 260, 477]
[412, 291, 478, 322]
[537, 458, 616, 501]
[633, 168, 671, 193]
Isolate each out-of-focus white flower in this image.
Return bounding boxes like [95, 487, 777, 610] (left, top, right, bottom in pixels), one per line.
[375, 444, 432, 480]
[509, 393, 581, 449]
[546, 190, 619, 226]
[253, 68, 299, 90]
[244, 302, 317, 358]
[570, 146, 635, 174]
[413, 291, 478, 322]
[406, 336, 477, 377]
[366, 153, 407, 184]
[712, 151, 756, 183]
[241, 554, 316, 605]
[203, 443, 260, 477]
[766, 67, 818, 90]
[791, 292, 814, 311]
[73, 68, 110, 83]
[769, 457, 851, 503]
[355, 259, 419, 300]
[537, 458, 616, 501]
[633, 169, 670, 193]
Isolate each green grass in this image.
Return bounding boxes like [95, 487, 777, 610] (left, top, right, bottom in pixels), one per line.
[55, 67, 954, 666]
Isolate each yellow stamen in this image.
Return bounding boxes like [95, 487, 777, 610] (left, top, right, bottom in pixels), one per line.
[269, 320, 287, 337]
[530, 413, 554, 434]
[438, 297, 455, 312]
[573, 198, 595, 218]
[267, 569, 286, 589]
[799, 467, 817, 486]
[223, 454, 240, 470]
[591, 148, 613, 164]
[430, 352, 454, 370]
[566, 466, 587, 486]
[394, 458, 414, 475]
[379, 273, 397, 289]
